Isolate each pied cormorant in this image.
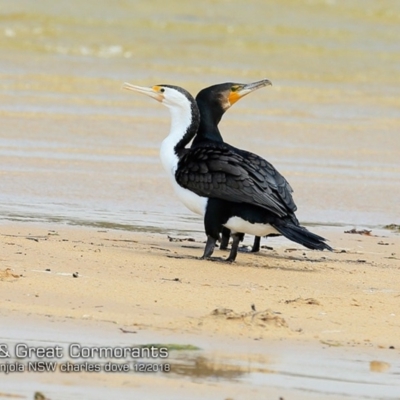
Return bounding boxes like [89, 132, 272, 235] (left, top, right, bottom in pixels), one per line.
[123, 82, 332, 262]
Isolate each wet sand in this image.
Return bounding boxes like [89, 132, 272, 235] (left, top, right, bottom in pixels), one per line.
[1, 221, 399, 399]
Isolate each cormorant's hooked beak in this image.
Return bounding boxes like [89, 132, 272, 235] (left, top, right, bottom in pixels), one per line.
[229, 78, 272, 106]
[123, 82, 165, 102]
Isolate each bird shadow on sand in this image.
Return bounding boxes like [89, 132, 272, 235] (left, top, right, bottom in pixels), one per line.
[165, 252, 328, 271]
[166, 254, 234, 263]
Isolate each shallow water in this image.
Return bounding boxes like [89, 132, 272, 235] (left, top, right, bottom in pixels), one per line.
[1, 0, 400, 234]
[1, 314, 399, 400]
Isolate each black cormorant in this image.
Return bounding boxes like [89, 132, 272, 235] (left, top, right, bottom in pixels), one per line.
[194, 79, 282, 253]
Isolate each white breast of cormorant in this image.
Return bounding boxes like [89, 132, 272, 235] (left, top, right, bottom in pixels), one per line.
[160, 135, 207, 216]
[171, 179, 208, 215]
[224, 216, 280, 236]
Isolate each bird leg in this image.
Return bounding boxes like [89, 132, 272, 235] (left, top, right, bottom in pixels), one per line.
[238, 235, 262, 253]
[219, 227, 231, 250]
[201, 235, 235, 263]
[251, 236, 261, 253]
[201, 235, 216, 259]
[226, 233, 244, 262]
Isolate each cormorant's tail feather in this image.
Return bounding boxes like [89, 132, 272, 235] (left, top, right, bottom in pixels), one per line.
[272, 223, 333, 251]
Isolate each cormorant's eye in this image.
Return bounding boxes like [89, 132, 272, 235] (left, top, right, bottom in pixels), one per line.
[231, 85, 239, 92]
[160, 88, 165, 93]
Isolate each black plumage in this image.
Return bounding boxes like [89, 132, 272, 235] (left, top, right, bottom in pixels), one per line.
[177, 143, 295, 217]
[192, 81, 294, 252]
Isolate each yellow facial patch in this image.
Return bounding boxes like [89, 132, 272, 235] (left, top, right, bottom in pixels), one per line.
[149, 85, 165, 102]
[228, 91, 241, 105]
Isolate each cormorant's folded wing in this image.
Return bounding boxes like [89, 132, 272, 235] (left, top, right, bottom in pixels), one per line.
[235, 147, 297, 212]
[176, 144, 296, 217]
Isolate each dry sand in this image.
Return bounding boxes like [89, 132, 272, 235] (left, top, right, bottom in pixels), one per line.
[1, 221, 399, 398]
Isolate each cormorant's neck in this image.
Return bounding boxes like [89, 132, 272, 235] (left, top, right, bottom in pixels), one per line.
[168, 98, 200, 153]
[159, 96, 199, 180]
[192, 99, 224, 146]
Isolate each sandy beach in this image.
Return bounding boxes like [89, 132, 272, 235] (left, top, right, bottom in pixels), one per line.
[1, 221, 399, 399]
[2, 221, 400, 346]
